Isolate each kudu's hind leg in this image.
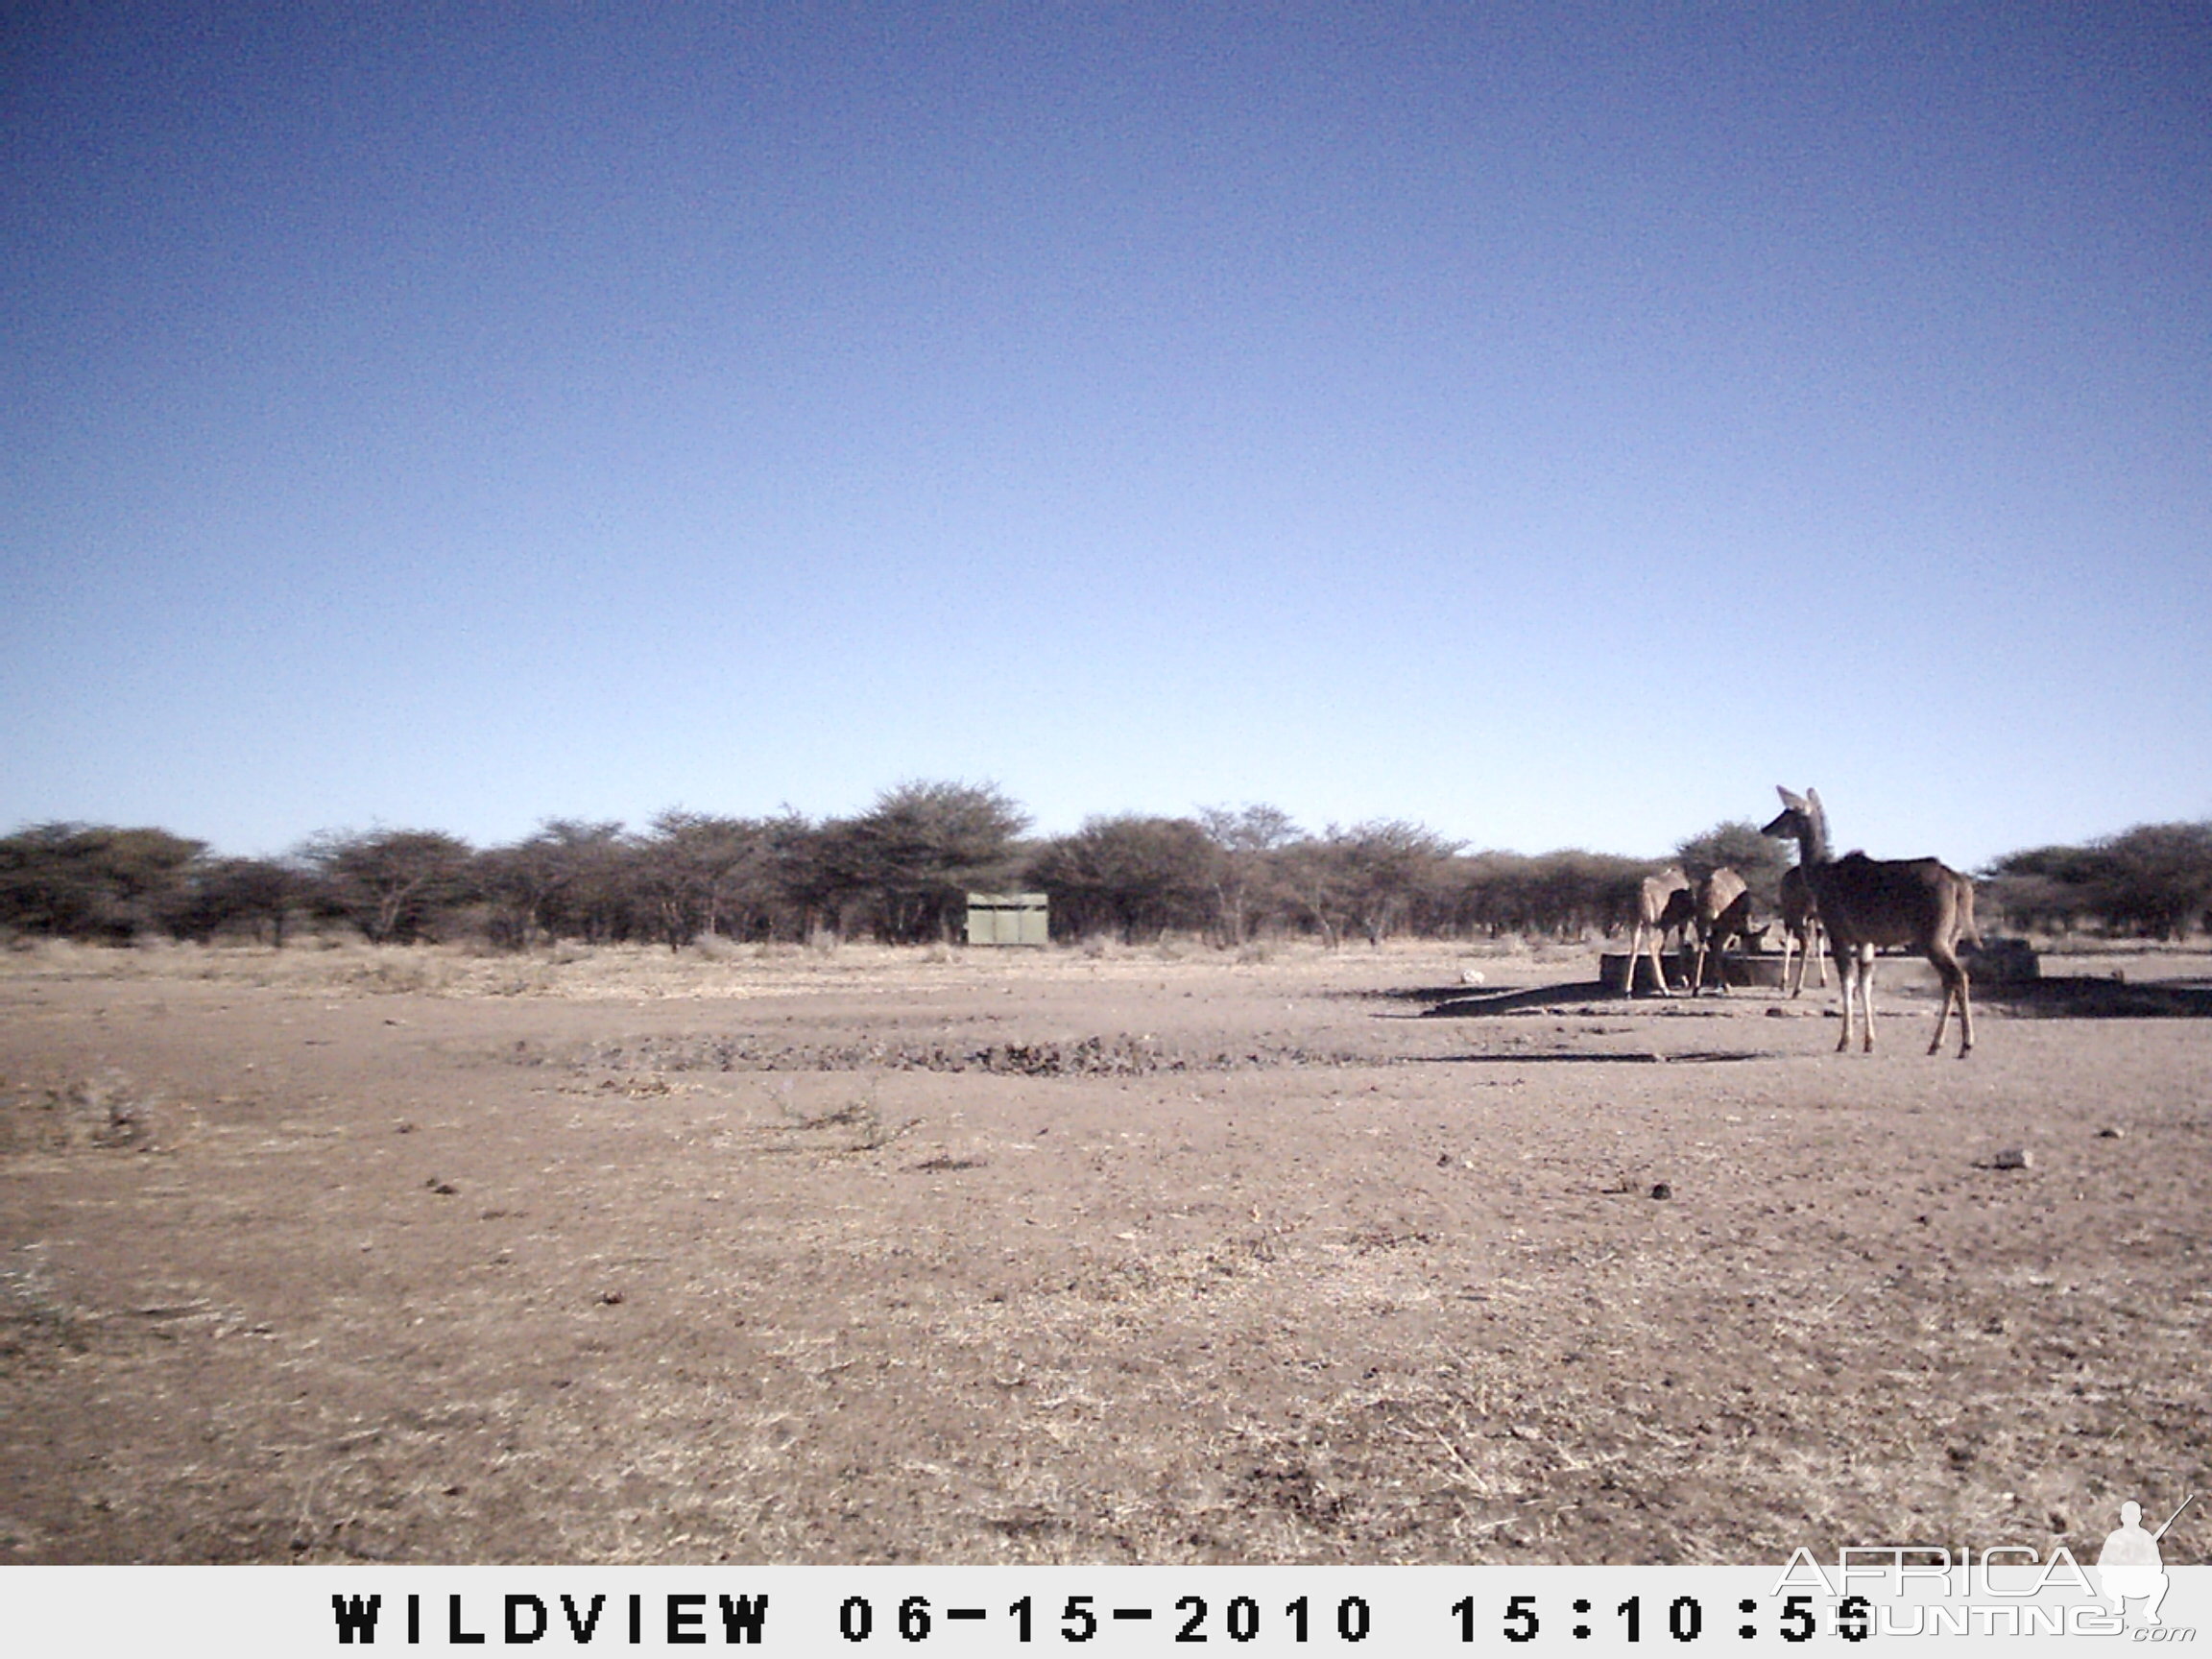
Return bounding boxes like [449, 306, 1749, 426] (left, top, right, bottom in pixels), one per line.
[1833, 947, 1858, 1052]
[1860, 952, 1879, 1052]
[1702, 928, 1732, 995]
[1785, 926, 1813, 998]
[1637, 925, 1671, 998]
[1928, 947, 1973, 1058]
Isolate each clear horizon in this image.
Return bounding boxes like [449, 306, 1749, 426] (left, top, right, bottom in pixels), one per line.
[7, 6, 2207, 870]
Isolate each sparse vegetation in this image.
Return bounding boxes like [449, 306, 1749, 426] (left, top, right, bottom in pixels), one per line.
[5, 795, 2209, 954]
[3, 943, 2205, 1563]
[0, 1244, 77, 1353]
[772, 1076, 919, 1153]
[1, 1071, 161, 1155]
[1983, 823, 2212, 942]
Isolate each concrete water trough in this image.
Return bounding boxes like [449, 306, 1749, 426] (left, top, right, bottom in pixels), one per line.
[1599, 950, 1789, 994]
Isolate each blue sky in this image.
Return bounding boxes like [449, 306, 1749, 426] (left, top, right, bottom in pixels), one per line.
[5, 3, 2207, 867]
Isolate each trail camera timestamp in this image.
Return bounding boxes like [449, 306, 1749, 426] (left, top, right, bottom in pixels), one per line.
[1462, 1593, 1873, 1645]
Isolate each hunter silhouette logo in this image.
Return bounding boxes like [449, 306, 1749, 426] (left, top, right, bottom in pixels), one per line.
[2099, 1494, 2196, 1627]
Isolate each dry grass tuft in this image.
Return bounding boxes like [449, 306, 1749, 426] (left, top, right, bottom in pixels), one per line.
[0, 1071, 164, 1155]
[771, 1076, 920, 1153]
[0, 1245, 76, 1350]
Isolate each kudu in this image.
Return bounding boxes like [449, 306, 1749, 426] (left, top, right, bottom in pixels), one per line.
[1689, 867, 1763, 995]
[1777, 864, 1827, 998]
[1626, 866, 1695, 997]
[1761, 786, 1978, 1057]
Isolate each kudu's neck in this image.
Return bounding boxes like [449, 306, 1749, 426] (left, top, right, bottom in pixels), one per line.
[1797, 803, 1834, 868]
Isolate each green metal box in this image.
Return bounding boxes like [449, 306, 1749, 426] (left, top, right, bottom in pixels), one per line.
[965, 892, 1049, 947]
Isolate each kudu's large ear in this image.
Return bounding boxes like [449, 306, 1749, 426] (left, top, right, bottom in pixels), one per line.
[1776, 785, 1808, 811]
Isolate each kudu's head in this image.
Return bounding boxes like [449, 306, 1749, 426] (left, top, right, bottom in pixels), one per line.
[1762, 786, 1829, 861]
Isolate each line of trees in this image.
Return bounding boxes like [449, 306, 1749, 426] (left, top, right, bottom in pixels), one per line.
[1979, 824, 2212, 943]
[4, 783, 2209, 950]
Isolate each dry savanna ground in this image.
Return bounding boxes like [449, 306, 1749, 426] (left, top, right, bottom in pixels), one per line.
[2, 935, 2207, 1566]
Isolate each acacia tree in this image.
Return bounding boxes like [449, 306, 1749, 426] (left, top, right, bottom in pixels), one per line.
[171, 856, 306, 946]
[302, 829, 475, 944]
[1989, 823, 2212, 940]
[816, 781, 1029, 944]
[1028, 815, 1219, 942]
[0, 823, 206, 941]
[1197, 804, 1300, 944]
[1411, 847, 1648, 940]
[632, 811, 785, 949]
[1983, 844, 2104, 935]
[1334, 821, 1462, 945]
[1524, 850, 1649, 940]
[1982, 824, 2212, 941]
[1281, 821, 1460, 947]
[476, 820, 630, 949]
[2094, 823, 2212, 940]
[1674, 820, 1792, 913]
[752, 811, 836, 941]
[1443, 851, 1533, 938]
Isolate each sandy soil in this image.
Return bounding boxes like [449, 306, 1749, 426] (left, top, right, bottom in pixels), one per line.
[2, 938, 2206, 1565]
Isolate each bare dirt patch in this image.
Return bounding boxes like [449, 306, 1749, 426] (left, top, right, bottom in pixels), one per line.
[2, 941, 2206, 1564]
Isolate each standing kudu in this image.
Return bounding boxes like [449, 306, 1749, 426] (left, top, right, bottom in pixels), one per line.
[1626, 866, 1695, 997]
[1761, 786, 1978, 1057]
[1777, 864, 1827, 998]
